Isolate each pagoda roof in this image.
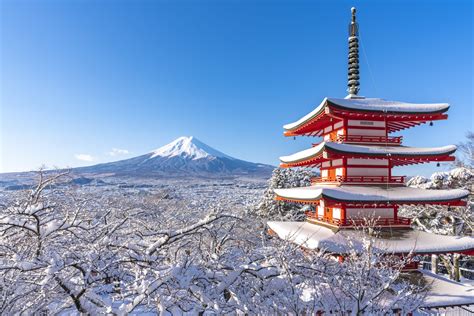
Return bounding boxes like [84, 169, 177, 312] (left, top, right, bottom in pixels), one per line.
[274, 185, 469, 206]
[283, 97, 450, 136]
[420, 271, 474, 309]
[280, 142, 456, 167]
[267, 221, 474, 255]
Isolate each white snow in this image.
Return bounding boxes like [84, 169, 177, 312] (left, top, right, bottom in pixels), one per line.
[280, 142, 457, 163]
[327, 98, 449, 113]
[274, 185, 469, 203]
[267, 221, 474, 254]
[150, 136, 233, 160]
[283, 98, 327, 130]
[408, 167, 474, 189]
[283, 97, 449, 130]
[420, 271, 474, 308]
[280, 142, 325, 163]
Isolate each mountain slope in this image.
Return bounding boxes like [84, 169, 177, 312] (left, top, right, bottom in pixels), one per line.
[75, 136, 274, 177]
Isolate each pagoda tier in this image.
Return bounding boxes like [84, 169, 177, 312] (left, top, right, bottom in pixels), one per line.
[274, 185, 468, 229]
[280, 142, 456, 185]
[283, 97, 449, 138]
[267, 221, 474, 255]
[280, 142, 456, 167]
[275, 185, 468, 205]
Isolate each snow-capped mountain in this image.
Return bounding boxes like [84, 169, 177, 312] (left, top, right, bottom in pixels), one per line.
[75, 136, 274, 177]
[150, 136, 233, 160]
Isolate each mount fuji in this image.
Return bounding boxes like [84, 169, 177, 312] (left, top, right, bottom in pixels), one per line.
[74, 136, 274, 178]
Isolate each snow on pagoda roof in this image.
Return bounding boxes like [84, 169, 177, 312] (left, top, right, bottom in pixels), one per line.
[280, 142, 456, 164]
[274, 185, 469, 204]
[267, 221, 474, 254]
[420, 271, 474, 308]
[283, 97, 450, 131]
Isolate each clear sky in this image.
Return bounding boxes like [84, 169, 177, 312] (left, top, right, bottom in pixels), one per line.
[1, 0, 472, 176]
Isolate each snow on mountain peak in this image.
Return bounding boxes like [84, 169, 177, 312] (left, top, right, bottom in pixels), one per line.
[150, 136, 233, 160]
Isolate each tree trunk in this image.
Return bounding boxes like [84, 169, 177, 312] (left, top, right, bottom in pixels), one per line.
[453, 254, 461, 282]
[431, 254, 438, 274]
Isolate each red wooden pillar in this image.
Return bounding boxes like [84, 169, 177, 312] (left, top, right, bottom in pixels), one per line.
[387, 156, 392, 181]
[342, 204, 347, 225]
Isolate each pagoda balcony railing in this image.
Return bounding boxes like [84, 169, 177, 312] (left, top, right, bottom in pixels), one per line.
[311, 175, 405, 185]
[305, 212, 411, 228]
[336, 135, 403, 145]
[313, 135, 403, 146]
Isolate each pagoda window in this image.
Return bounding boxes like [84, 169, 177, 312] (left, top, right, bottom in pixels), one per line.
[346, 166, 389, 177]
[317, 205, 325, 217]
[346, 120, 387, 138]
[335, 167, 344, 177]
[347, 127, 386, 137]
[348, 120, 386, 128]
[346, 207, 394, 219]
[347, 158, 389, 166]
[321, 169, 328, 179]
[332, 159, 343, 166]
[321, 161, 331, 168]
[332, 207, 342, 220]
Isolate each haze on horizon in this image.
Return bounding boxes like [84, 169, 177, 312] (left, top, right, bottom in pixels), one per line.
[1, 0, 472, 177]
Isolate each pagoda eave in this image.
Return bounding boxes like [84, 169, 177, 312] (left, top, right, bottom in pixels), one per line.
[267, 221, 474, 255]
[280, 154, 455, 169]
[274, 185, 469, 207]
[275, 194, 467, 207]
[279, 142, 457, 168]
[283, 98, 450, 136]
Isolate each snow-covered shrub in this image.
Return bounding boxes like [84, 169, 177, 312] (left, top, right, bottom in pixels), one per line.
[251, 168, 313, 220]
[401, 167, 473, 235]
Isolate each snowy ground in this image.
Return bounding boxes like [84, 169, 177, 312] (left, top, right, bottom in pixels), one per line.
[0, 174, 267, 221]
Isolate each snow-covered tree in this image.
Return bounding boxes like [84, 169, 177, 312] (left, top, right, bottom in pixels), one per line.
[252, 168, 313, 220]
[401, 141, 473, 282]
[403, 167, 473, 235]
[1, 171, 426, 314]
[456, 131, 474, 168]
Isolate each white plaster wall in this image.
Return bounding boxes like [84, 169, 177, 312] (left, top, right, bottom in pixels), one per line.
[346, 208, 393, 219]
[348, 120, 386, 128]
[318, 205, 325, 217]
[321, 170, 328, 178]
[336, 168, 344, 177]
[324, 126, 333, 133]
[332, 159, 343, 166]
[322, 161, 331, 168]
[332, 208, 342, 219]
[348, 158, 388, 166]
[347, 128, 385, 136]
[346, 167, 389, 176]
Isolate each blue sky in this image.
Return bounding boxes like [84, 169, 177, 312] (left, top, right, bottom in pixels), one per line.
[1, 0, 472, 176]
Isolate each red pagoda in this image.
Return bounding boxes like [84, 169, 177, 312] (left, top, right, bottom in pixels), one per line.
[267, 8, 474, 258]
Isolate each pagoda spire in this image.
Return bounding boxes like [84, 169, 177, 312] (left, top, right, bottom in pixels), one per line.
[347, 7, 360, 97]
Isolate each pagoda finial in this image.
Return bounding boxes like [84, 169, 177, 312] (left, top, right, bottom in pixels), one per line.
[347, 7, 360, 96]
